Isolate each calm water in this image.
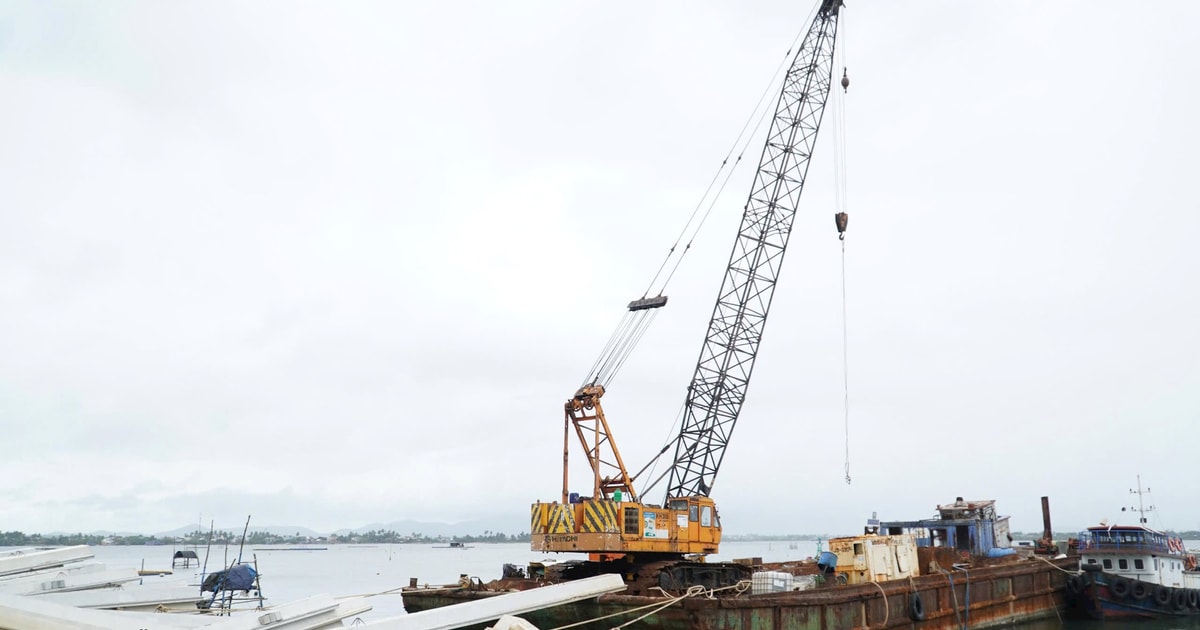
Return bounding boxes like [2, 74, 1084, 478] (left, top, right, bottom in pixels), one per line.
[86, 541, 1200, 628]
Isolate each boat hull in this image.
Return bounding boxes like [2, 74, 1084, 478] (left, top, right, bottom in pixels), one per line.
[1069, 569, 1200, 619]
[403, 557, 1076, 630]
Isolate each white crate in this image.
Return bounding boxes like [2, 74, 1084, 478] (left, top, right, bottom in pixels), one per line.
[751, 571, 794, 595]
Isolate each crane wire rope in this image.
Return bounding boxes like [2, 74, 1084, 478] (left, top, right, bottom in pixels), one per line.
[641, 2, 820, 301]
[602, 308, 662, 387]
[831, 10, 852, 485]
[628, 399, 689, 502]
[584, 6, 821, 389]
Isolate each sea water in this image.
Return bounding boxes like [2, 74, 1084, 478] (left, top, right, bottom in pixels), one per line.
[88, 541, 1200, 627]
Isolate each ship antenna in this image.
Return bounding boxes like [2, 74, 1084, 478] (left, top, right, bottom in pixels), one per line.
[1126, 475, 1155, 524]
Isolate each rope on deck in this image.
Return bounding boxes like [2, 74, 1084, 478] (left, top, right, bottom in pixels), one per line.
[548, 579, 752, 630]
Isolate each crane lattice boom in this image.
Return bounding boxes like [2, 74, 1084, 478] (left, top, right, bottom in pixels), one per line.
[664, 0, 842, 503]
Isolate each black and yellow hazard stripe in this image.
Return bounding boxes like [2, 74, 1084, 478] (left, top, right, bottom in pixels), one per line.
[530, 504, 546, 534]
[580, 500, 620, 533]
[546, 503, 576, 534]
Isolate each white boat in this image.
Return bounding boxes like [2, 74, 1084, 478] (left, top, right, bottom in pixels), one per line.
[1068, 478, 1200, 619]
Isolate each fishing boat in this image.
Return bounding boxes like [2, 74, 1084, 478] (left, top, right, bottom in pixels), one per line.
[1067, 478, 1200, 619]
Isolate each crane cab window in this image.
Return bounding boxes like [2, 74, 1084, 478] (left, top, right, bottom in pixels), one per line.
[669, 500, 689, 511]
[623, 507, 639, 535]
[689, 505, 699, 522]
[700, 506, 713, 527]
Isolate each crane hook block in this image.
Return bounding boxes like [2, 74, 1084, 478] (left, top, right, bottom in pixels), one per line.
[840, 68, 849, 93]
[628, 295, 669, 311]
[835, 212, 848, 240]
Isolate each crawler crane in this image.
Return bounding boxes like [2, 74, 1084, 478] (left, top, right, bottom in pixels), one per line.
[531, 0, 846, 581]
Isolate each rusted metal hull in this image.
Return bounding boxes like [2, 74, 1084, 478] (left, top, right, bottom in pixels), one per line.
[402, 557, 1075, 630]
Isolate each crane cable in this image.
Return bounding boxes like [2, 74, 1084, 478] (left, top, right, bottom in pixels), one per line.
[584, 6, 821, 389]
[641, 1, 820, 302]
[832, 11, 852, 486]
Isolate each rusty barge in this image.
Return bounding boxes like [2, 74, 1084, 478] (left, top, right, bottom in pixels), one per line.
[402, 498, 1079, 629]
[404, 556, 1075, 630]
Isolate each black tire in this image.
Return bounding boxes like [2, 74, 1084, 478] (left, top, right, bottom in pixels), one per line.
[1131, 580, 1148, 600]
[1154, 585, 1171, 606]
[1110, 576, 1131, 599]
[1173, 589, 1187, 611]
[1187, 589, 1200, 609]
[1067, 575, 1085, 595]
[909, 592, 926, 622]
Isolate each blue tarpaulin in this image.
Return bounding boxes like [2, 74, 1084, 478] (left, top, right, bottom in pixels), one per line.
[202, 564, 258, 592]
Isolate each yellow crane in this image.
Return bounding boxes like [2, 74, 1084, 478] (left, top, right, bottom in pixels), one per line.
[532, 0, 846, 566]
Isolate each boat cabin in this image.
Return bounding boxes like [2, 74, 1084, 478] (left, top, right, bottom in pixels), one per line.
[875, 497, 1014, 558]
[1075, 524, 1198, 588]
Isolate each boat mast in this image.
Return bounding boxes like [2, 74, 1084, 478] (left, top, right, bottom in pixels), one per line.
[1127, 475, 1155, 524]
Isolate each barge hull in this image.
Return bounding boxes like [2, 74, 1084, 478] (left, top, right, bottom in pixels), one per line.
[403, 557, 1076, 630]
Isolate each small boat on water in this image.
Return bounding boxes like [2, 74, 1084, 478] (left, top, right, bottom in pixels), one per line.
[1067, 478, 1200, 619]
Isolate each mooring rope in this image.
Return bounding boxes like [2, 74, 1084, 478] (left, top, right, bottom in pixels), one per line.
[868, 580, 889, 629]
[335, 585, 408, 599]
[939, 570, 964, 630]
[548, 580, 752, 630]
[1031, 554, 1079, 575]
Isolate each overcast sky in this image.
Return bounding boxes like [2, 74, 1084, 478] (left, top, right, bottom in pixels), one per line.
[1, 1, 1197, 539]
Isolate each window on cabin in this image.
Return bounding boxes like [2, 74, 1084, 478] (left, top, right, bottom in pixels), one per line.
[1087, 559, 1098, 565]
[1134, 559, 1144, 570]
[854, 542, 864, 555]
[624, 507, 639, 534]
[689, 505, 699, 522]
[700, 506, 712, 527]
[1103, 559, 1113, 569]
[1118, 559, 1128, 570]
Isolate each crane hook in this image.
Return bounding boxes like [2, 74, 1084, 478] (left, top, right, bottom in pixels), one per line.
[835, 212, 848, 241]
[840, 68, 849, 93]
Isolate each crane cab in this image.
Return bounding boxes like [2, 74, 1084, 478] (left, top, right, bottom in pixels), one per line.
[531, 495, 721, 556]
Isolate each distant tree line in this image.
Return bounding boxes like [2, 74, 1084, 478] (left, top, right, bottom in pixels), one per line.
[6, 528, 1189, 547]
[0, 529, 533, 546]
